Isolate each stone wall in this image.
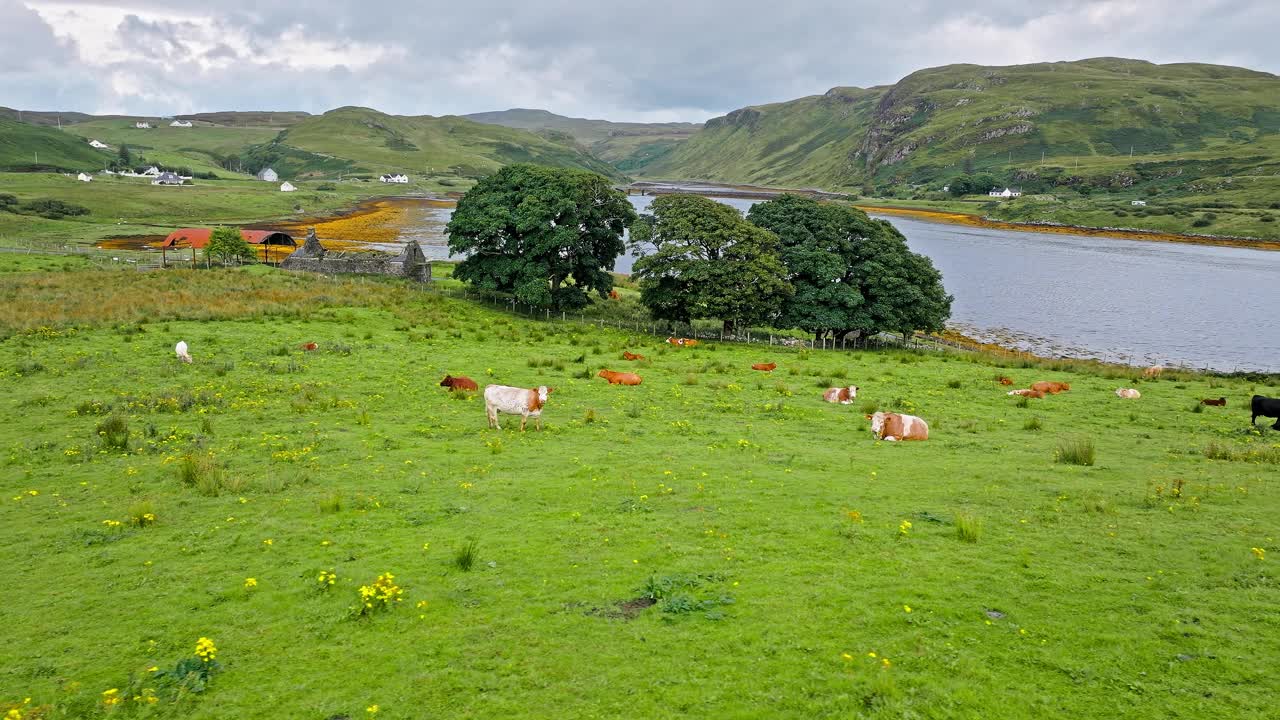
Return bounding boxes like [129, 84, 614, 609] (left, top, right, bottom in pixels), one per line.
[281, 228, 431, 283]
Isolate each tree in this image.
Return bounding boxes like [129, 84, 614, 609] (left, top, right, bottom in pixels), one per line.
[205, 226, 255, 265]
[947, 176, 973, 196]
[746, 194, 951, 341]
[445, 164, 636, 310]
[631, 194, 792, 335]
[116, 144, 132, 171]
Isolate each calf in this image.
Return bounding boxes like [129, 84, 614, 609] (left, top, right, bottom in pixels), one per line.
[1251, 395, 1280, 429]
[598, 369, 642, 386]
[609, 289, 621, 300]
[751, 362, 777, 372]
[300, 342, 319, 352]
[997, 376, 1014, 386]
[1115, 388, 1141, 399]
[622, 351, 646, 361]
[175, 340, 192, 364]
[1008, 389, 1045, 398]
[1200, 397, 1226, 407]
[1031, 381, 1071, 394]
[823, 386, 859, 404]
[484, 384, 552, 431]
[867, 411, 929, 441]
[440, 374, 479, 391]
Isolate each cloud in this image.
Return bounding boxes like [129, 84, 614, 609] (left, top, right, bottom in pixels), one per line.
[5, 0, 1279, 120]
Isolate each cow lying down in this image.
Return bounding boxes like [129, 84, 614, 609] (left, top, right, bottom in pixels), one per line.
[867, 411, 929, 441]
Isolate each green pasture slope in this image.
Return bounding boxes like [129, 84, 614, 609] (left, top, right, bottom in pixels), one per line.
[1, 259, 1278, 718]
[0, 117, 108, 172]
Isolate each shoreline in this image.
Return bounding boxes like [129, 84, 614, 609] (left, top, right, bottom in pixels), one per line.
[854, 204, 1280, 252]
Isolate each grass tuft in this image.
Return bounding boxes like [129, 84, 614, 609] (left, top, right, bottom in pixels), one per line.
[955, 512, 982, 543]
[1055, 437, 1096, 466]
[454, 539, 480, 572]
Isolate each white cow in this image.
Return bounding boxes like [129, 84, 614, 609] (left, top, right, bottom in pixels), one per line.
[175, 340, 192, 364]
[1115, 388, 1141, 399]
[484, 384, 552, 431]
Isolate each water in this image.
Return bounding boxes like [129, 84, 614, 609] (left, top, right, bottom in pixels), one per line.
[403, 195, 1280, 372]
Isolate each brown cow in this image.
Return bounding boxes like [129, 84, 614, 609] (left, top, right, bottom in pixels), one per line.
[1143, 365, 1164, 379]
[300, 342, 319, 352]
[867, 412, 929, 441]
[823, 386, 859, 404]
[1031, 381, 1071, 395]
[622, 351, 646, 361]
[1201, 397, 1227, 407]
[609, 289, 621, 300]
[598, 369, 642, 386]
[997, 376, 1014, 386]
[1008, 389, 1046, 398]
[440, 374, 479, 391]
[666, 337, 699, 347]
[752, 362, 777, 372]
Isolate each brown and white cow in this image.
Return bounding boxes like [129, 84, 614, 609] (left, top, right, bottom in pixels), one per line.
[1143, 365, 1164, 379]
[1115, 388, 1141, 399]
[867, 411, 929, 442]
[997, 376, 1014, 386]
[300, 342, 319, 352]
[598, 369, 642, 386]
[484, 384, 552, 431]
[622, 351, 646, 361]
[1031, 381, 1071, 394]
[751, 362, 777, 372]
[823, 386, 859, 404]
[1008, 389, 1045, 398]
[666, 337, 699, 347]
[440, 374, 479, 391]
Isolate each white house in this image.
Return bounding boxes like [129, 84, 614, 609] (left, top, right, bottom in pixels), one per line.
[988, 187, 1022, 198]
[152, 172, 183, 186]
[256, 167, 279, 182]
[77, 173, 93, 182]
[88, 139, 110, 149]
[142, 166, 161, 177]
[135, 121, 152, 129]
[379, 173, 409, 184]
[170, 119, 193, 128]
[1131, 200, 1147, 207]
[280, 182, 297, 192]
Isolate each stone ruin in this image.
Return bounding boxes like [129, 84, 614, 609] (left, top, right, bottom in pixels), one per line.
[281, 228, 431, 283]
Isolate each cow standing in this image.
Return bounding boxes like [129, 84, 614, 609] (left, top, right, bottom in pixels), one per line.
[484, 385, 552, 431]
[1031, 381, 1071, 394]
[1251, 395, 1280, 429]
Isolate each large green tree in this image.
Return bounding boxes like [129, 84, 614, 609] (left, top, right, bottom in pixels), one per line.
[631, 194, 792, 335]
[746, 194, 951, 340]
[445, 164, 636, 310]
[205, 226, 255, 265]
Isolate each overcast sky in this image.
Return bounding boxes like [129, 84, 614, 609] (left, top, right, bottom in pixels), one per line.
[3, 0, 1277, 122]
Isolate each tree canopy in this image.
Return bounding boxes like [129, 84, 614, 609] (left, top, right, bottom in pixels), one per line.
[445, 164, 637, 310]
[746, 194, 952, 339]
[205, 226, 255, 265]
[631, 194, 792, 335]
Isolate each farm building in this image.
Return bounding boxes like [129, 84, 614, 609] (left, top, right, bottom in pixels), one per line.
[380, 173, 409, 184]
[280, 182, 297, 192]
[170, 119, 193, 127]
[135, 121, 152, 129]
[160, 228, 297, 265]
[1131, 200, 1148, 207]
[257, 168, 279, 182]
[988, 187, 1022, 198]
[88, 139, 109, 149]
[77, 173, 93, 182]
[152, 172, 183, 186]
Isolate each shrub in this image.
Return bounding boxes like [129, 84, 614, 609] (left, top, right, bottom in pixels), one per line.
[21, 198, 90, 219]
[178, 452, 222, 491]
[859, 399, 879, 414]
[1015, 396, 1030, 409]
[955, 512, 981, 543]
[0, 192, 17, 210]
[96, 414, 130, 450]
[319, 492, 342, 513]
[128, 500, 157, 527]
[1055, 437, 1095, 466]
[946, 379, 962, 389]
[1023, 416, 1043, 431]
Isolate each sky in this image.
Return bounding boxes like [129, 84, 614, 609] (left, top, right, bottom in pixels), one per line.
[2, 0, 1278, 122]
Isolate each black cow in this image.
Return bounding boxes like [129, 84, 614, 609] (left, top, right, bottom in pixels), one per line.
[1252, 395, 1280, 429]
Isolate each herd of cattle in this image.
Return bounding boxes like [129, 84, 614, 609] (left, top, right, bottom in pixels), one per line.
[171, 340, 1280, 436]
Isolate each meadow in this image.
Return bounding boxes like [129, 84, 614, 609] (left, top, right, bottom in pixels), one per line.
[1, 257, 1278, 719]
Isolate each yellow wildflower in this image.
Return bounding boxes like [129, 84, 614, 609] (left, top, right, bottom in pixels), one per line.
[1252, 547, 1266, 560]
[194, 636, 217, 662]
[262, 538, 273, 546]
[903, 604, 912, 613]
[367, 705, 379, 715]
[244, 577, 258, 589]
[101, 688, 121, 706]
[841, 652, 853, 661]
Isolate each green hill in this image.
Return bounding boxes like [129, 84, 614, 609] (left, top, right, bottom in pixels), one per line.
[63, 119, 280, 176]
[0, 117, 110, 172]
[175, 111, 312, 127]
[641, 58, 1280, 193]
[265, 107, 628, 181]
[463, 108, 701, 171]
[0, 107, 99, 127]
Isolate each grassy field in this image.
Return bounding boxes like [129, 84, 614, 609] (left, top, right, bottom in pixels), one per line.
[1, 256, 1278, 718]
[0, 173, 388, 251]
[62, 120, 281, 177]
[0, 117, 109, 173]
